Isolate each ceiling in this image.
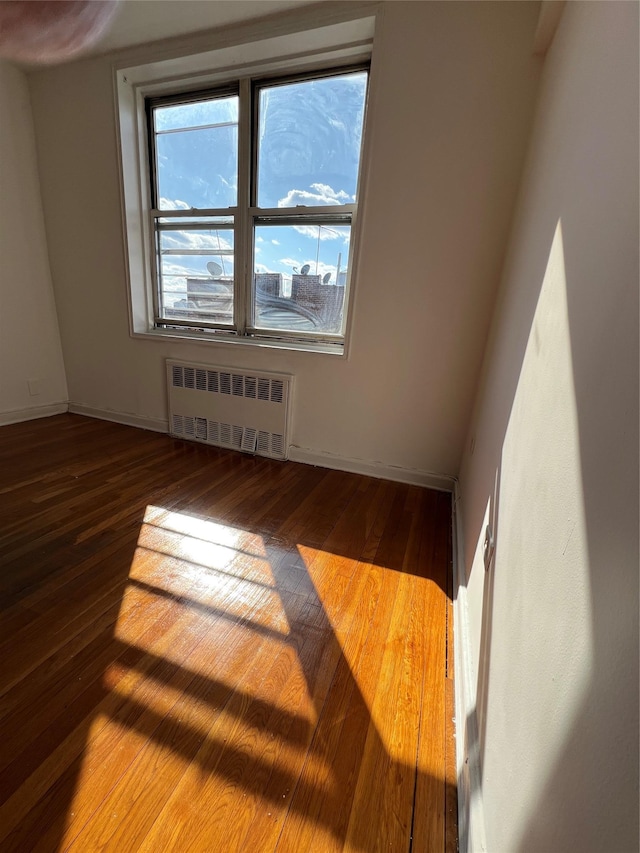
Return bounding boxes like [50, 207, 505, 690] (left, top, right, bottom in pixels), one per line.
[94, 0, 321, 56]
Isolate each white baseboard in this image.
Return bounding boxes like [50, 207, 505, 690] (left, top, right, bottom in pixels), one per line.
[68, 403, 168, 434]
[62, 413, 455, 492]
[0, 402, 68, 426]
[288, 445, 454, 491]
[452, 481, 487, 853]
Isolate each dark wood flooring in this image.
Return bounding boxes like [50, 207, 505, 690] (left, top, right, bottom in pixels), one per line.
[0, 414, 456, 852]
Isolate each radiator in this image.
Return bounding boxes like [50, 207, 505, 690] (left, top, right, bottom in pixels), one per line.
[166, 359, 293, 460]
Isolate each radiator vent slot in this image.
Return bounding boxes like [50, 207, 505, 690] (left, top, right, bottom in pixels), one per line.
[258, 378, 270, 401]
[245, 376, 257, 398]
[167, 360, 292, 460]
[271, 433, 285, 456]
[241, 427, 257, 453]
[184, 367, 195, 389]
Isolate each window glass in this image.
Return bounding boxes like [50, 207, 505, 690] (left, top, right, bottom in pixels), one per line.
[157, 223, 234, 325]
[253, 223, 351, 334]
[154, 94, 238, 210]
[256, 71, 367, 209]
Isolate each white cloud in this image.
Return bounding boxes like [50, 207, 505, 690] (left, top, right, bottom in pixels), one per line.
[161, 231, 233, 251]
[159, 197, 190, 210]
[292, 225, 350, 242]
[162, 260, 205, 278]
[313, 261, 341, 279]
[271, 239, 280, 245]
[277, 257, 340, 280]
[278, 257, 301, 269]
[162, 258, 235, 279]
[278, 182, 350, 208]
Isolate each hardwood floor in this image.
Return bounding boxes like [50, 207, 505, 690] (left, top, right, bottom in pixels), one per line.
[0, 414, 456, 852]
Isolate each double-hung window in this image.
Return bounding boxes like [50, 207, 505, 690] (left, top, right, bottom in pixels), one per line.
[145, 66, 368, 349]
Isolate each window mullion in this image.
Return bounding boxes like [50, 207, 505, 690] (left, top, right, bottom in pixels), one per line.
[235, 77, 252, 335]
[149, 211, 161, 326]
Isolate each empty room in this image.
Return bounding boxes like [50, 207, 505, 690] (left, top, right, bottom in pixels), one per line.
[0, 1, 637, 851]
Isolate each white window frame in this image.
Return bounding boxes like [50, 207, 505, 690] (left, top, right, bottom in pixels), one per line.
[114, 14, 375, 355]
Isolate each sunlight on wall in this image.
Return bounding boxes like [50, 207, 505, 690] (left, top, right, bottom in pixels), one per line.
[466, 495, 491, 698]
[481, 220, 594, 844]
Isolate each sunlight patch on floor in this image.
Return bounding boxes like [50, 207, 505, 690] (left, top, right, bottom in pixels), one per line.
[112, 507, 299, 642]
[143, 505, 268, 557]
[137, 523, 276, 583]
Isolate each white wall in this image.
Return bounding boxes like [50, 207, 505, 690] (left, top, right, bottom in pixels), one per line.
[27, 1, 540, 480]
[0, 61, 67, 422]
[459, 2, 639, 850]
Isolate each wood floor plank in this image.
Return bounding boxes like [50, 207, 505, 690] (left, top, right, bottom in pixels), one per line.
[0, 414, 455, 852]
[411, 491, 451, 853]
[273, 563, 387, 853]
[342, 569, 417, 852]
[133, 481, 385, 852]
[1, 552, 283, 850]
[59, 593, 304, 851]
[271, 483, 409, 852]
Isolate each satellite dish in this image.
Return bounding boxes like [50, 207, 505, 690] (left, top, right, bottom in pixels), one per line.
[300, 263, 311, 275]
[322, 272, 331, 284]
[207, 261, 223, 276]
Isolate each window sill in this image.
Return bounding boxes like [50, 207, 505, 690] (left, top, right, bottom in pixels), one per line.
[130, 326, 346, 356]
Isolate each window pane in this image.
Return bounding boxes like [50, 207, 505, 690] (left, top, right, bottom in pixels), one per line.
[155, 98, 238, 132]
[256, 71, 367, 209]
[253, 223, 350, 334]
[157, 225, 234, 325]
[153, 94, 238, 210]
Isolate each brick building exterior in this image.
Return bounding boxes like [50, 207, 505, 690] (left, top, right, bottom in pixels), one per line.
[255, 273, 282, 297]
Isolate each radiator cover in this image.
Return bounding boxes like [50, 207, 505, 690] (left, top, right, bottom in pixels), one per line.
[166, 359, 293, 460]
